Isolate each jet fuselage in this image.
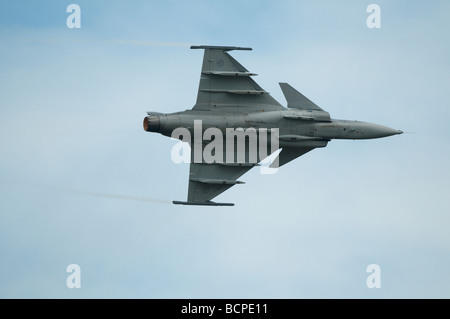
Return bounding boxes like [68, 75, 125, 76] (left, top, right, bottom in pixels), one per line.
[144, 109, 402, 145]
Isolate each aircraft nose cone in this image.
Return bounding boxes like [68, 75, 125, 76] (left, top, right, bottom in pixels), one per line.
[361, 123, 403, 138]
[387, 128, 403, 136]
[376, 125, 402, 137]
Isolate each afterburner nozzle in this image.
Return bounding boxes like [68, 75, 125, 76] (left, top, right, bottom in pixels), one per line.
[143, 115, 161, 132]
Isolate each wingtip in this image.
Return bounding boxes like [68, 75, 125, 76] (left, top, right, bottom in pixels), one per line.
[190, 45, 252, 51]
[173, 200, 235, 207]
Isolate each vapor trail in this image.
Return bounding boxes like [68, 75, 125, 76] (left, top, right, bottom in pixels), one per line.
[104, 39, 190, 47]
[19, 181, 171, 205]
[15, 38, 190, 47]
[65, 189, 171, 204]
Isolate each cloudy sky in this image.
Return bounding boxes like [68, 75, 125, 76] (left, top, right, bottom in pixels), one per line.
[1, 0, 449, 298]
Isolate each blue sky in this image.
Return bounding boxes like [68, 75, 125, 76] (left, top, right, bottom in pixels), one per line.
[1, 0, 449, 298]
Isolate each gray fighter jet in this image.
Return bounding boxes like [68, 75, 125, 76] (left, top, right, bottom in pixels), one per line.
[143, 45, 402, 206]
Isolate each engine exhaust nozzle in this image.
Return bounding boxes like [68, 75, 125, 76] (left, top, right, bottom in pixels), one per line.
[143, 115, 161, 132]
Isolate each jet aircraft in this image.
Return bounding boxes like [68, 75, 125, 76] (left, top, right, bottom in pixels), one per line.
[143, 45, 402, 206]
